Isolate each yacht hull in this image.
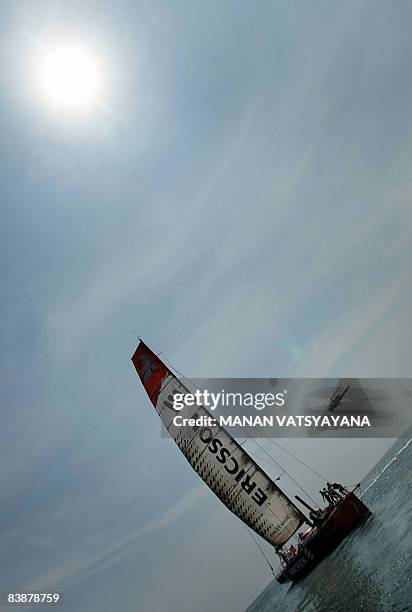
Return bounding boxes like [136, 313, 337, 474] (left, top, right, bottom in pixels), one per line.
[276, 490, 371, 583]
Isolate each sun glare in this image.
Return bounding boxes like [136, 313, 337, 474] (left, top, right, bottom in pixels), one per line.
[39, 46, 100, 111]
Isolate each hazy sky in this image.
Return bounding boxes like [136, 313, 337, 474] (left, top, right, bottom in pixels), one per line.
[1, 1, 412, 611]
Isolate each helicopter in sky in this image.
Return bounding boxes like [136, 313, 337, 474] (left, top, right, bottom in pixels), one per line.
[328, 382, 350, 411]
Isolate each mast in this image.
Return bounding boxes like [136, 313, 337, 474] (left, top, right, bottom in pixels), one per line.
[132, 341, 306, 548]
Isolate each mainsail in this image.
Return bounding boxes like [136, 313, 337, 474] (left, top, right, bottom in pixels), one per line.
[132, 341, 304, 547]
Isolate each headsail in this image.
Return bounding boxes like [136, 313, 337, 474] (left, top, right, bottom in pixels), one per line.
[132, 341, 304, 547]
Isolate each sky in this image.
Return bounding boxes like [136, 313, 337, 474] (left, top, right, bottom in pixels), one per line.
[0, 1, 412, 611]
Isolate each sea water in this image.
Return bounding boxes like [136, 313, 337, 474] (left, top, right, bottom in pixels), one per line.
[246, 431, 412, 611]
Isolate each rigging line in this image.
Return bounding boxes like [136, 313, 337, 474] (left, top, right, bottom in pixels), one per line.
[265, 438, 329, 482]
[252, 438, 319, 507]
[160, 355, 198, 394]
[241, 440, 285, 471]
[251, 454, 284, 471]
[240, 439, 285, 471]
[243, 524, 276, 576]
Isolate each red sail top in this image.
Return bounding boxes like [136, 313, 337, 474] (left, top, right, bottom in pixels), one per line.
[131, 341, 170, 406]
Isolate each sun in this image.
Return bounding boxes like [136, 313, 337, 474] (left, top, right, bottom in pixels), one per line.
[39, 46, 100, 111]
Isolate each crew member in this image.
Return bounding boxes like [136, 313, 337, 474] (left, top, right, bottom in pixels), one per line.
[327, 482, 341, 503]
[320, 487, 332, 505]
[333, 482, 348, 495]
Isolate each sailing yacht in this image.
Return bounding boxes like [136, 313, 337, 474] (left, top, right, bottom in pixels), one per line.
[132, 341, 371, 583]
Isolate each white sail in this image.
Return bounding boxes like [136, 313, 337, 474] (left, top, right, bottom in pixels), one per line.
[132, 341, 304, 547]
